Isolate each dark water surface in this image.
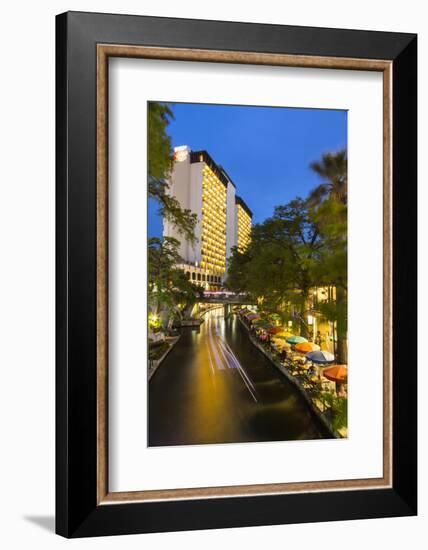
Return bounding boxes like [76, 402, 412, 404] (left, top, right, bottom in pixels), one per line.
[148, 308, 330, 446]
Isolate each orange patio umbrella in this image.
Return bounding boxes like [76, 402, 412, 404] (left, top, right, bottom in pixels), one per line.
[295, 342, 320, 354]
[322, 365, 348, 384]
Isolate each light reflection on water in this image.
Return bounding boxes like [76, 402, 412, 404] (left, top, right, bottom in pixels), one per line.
[148, 307, 331, 446]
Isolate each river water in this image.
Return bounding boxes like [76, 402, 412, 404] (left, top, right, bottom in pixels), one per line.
[148, 307, 330, 446]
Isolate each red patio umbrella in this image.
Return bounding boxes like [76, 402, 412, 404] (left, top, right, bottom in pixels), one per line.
[322, 365, 348, 383]
[268, 326, 285, 335]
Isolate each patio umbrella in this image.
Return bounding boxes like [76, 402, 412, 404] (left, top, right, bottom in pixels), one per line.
[322, 365, 348, 383]
[268, 326, 285, 335]
[286, 335, 308, 345]
[295, 342, 320, 354]
[275, 331, 293, 340]
[306, 350, 335, 364]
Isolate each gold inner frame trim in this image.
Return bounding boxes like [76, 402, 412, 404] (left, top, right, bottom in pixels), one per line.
[96, 44, 393, 505]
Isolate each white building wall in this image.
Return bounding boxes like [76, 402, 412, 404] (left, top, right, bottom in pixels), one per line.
[163, 146, 193, 262]
[234, 204, 239, 248]
[163, 145, 247, 285]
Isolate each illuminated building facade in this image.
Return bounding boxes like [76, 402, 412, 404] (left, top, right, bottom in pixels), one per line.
[164, 145, 252, 290]
[235, 196, 252, 253]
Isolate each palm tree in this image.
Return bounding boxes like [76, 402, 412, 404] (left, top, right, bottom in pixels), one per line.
[309, 149, 348, 364]
[309, 150, 347, 206]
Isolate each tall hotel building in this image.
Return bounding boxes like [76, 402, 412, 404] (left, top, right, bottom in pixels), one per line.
[164, 146, 252, 290]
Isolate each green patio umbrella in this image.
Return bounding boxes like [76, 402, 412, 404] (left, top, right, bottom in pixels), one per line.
[286, 335, 308, 345]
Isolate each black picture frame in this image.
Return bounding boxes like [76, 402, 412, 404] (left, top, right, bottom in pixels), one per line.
[56, 11, 417, 538]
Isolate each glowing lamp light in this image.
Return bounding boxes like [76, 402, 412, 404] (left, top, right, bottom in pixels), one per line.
[307, 315, 314, 325]
[149, 313, 158, 323]
[173, 145, 189, 162]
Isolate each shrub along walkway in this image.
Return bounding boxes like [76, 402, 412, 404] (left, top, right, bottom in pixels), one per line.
[148, 335, 181, 381]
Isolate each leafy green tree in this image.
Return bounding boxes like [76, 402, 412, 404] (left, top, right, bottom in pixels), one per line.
[309, 149, 347, 206]
[226, 149, 348, 361]
[170, 271, 204, 320]
[225, 245, 252, 294]
[148, 236, 181, 316]
[226, 198, 322, 337]
[148, 102, 174, 179]
[148, 102, 197, 243]
[148, 237, 203, 324]
[321, 392, 348, 432]
[309, 151, 348, 363]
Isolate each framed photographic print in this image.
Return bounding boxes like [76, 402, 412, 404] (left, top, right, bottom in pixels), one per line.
[56, 11, 417, 537]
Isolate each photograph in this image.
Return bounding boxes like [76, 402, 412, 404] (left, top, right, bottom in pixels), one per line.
[0, 1, 420, 544]
[147, 101, 348, 446]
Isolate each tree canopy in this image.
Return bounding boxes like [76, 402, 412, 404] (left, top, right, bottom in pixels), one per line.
[225, 150, 348, 361]
[309, 149, 347, 206]
[148, 102, 197, 243]
[148, 237, 203, 323]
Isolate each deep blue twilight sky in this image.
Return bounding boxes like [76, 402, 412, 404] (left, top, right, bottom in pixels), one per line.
[149, 103, 347, 238]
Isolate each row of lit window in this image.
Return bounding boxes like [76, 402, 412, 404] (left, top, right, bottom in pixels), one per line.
[186, 271, 222, 284]
[202, 185, 226, 199]
[237, 214, 252, 227]
[200, 264, 225, 275]
[201, 256, 226, 267]
[202, 206, 226, 219]
[201, 232, 226, 246]
[202, 186, 226, 204]
[202, 247, 226, 262]
[201, 251, 226, 263]
[201, 233, 226, 244]
[202, 205, 227, 218]
[237, 206, 251, 218]
[202, 198, 226, 216]
[201, 241, 225, 254]
[202, 193, 226, 208]
[202, 170, 226, 190]
[202, 254, 225, 266]
[238, 219, 252, 231]
[237, 230, 251, 243]
[202, 227, 227, 244]
[201, 241, 226, 254]
[202, 215, 226, 229]
[238, 227, 251, 240]
[202, 216, 226, 230]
